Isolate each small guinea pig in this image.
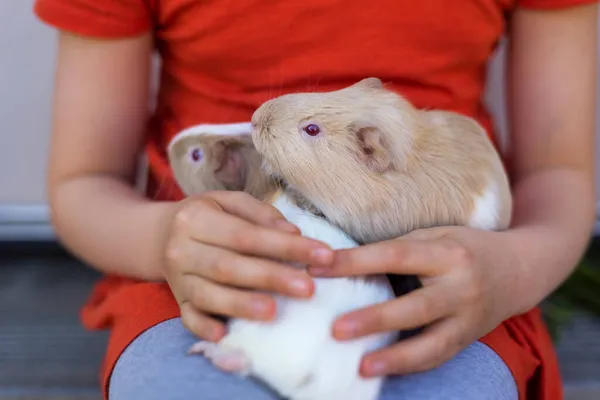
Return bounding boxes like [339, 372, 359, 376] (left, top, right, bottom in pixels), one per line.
[169, 123, 400, 400]
[167, 122, 275, 198]
[251, 77, 512, 245]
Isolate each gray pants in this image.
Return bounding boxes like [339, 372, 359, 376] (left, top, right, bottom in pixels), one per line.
[109, 318, 518, 400]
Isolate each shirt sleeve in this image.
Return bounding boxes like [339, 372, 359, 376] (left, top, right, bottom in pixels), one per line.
[34, 0, 154, 39]
[519, 0, 599, 9]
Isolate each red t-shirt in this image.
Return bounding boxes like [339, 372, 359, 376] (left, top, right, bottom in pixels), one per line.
[34, 0, 596, 398]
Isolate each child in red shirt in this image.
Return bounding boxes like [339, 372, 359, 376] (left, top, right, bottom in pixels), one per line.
[35, 0, 597, 399]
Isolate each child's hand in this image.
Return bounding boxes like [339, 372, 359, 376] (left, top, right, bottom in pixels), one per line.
[307, 226, 525, 377]
[162, 190, 334, 342]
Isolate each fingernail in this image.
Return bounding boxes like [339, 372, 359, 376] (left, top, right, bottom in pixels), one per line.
[251, 300, 272, 318]
[363, 358, 388, 377]
[289, 278, 312, 295]
[274, 219, 299, 233]
[311, 248, 334, 264]
[210, 326, 225, 342]
[334, 319, 358, 340]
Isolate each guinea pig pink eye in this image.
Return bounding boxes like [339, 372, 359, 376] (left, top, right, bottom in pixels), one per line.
[190, 148, 203, 162]
[303, 124, 321, 136]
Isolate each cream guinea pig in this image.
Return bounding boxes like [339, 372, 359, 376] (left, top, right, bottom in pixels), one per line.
[251, 77, 512, 245]
[246, 77, 512, 399]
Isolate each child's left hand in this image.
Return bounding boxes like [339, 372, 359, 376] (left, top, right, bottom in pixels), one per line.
[307, 226, 526, 377]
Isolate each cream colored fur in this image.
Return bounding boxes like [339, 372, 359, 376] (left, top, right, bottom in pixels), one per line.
[251, 77, 512, 245]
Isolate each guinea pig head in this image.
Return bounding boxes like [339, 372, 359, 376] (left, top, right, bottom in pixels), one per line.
[251, 77, 424, 239]
[168, 131, 274, 199]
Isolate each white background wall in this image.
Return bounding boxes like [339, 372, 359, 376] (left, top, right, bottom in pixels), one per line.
[0, 1, 598, 230]
[0, 1, 57, 205]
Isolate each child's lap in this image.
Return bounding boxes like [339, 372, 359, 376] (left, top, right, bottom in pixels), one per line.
[108, 318, 518, 400]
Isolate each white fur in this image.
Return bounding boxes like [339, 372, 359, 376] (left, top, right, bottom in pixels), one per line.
[167, 122, 252, 152]
[215, 193, 397, 400]
[468, 180, 500, 231]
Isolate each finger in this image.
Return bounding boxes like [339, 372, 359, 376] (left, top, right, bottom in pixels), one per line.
[179, 203, 334, 265]
[308, 238, 450, 277]
[360, 318, 464, 377]
[206, 191, 300, 232]
[180, 301, 227, 342]
[182, 244, 314, 298]
[167, 237, 315, 297]
[401, 226, 449, 241]
[332, 284, 454, 340]
[182, 274, 277, 321]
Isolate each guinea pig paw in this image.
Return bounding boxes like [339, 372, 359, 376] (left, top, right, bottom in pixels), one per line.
[188, 341, 251, 376]
[188, 340, 212, 355]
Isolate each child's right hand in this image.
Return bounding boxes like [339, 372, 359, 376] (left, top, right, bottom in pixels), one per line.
[161, 190, 334, 342]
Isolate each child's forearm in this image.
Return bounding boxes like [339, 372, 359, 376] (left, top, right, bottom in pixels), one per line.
[50, 173, 178, 281]
[503, 5, 597, 314]
[504, 166, 596, 314]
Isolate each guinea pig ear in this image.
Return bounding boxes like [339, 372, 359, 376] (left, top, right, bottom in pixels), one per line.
[354, 77, 384, 90]
[211, 135, 254, 189]
[350, 121, 391, 173]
